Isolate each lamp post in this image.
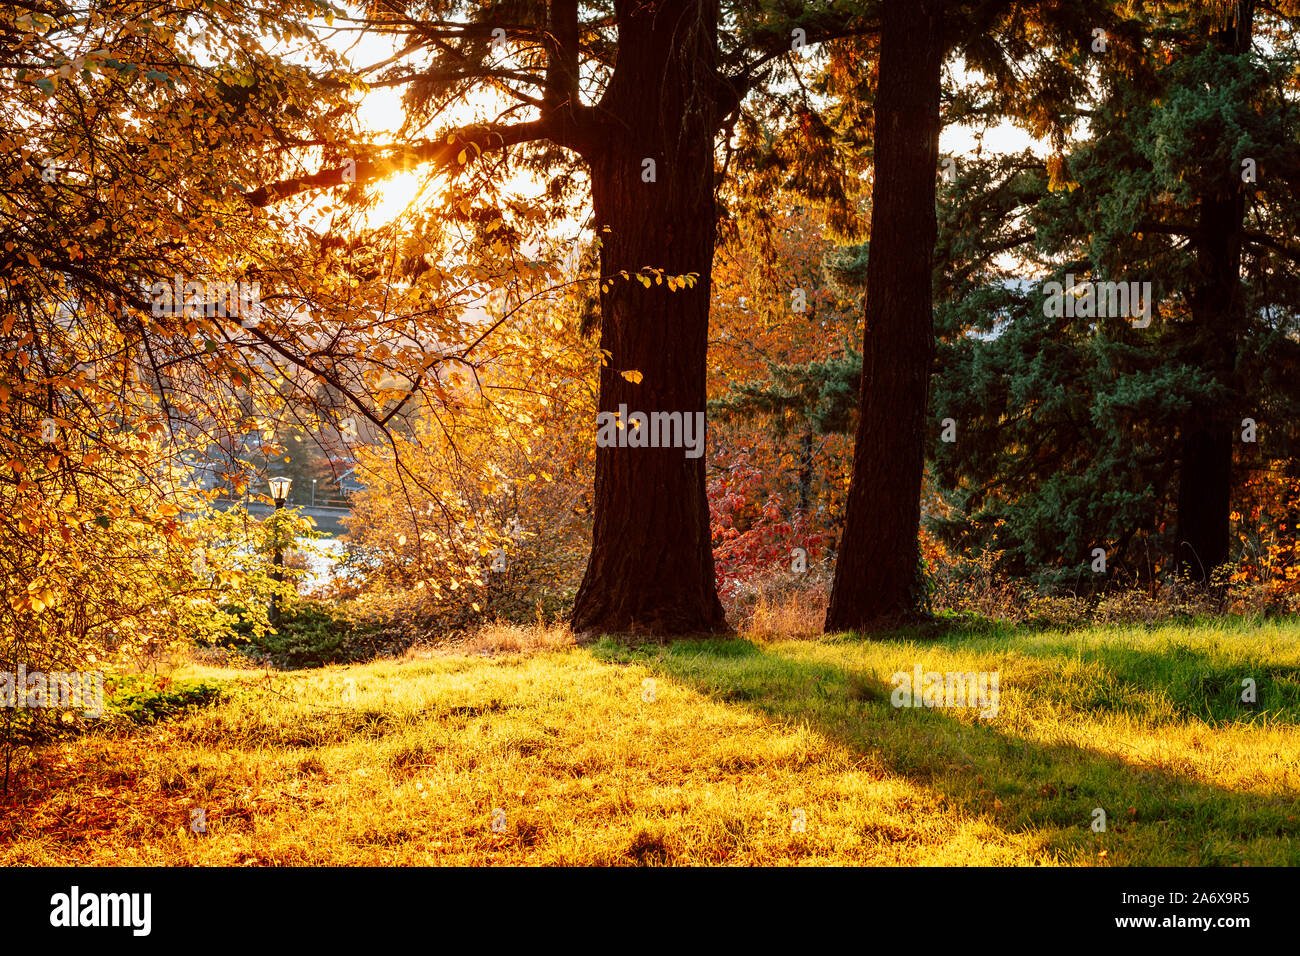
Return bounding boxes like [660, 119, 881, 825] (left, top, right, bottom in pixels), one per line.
[267, 476, 291, 625]
[311, 478, 316, 508]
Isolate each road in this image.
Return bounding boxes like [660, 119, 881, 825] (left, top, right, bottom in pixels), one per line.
[213, 500, 352, 536]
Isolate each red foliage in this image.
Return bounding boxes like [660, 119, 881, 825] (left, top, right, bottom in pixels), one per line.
[708, 455, 834, 601]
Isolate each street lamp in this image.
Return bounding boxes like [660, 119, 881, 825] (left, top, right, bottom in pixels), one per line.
[268, 476, 292, 506]
[311, 477, 316, 508]
[267, 477, 291, 625]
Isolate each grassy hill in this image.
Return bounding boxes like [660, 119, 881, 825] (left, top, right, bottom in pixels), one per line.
[3, 619, 1298, 865]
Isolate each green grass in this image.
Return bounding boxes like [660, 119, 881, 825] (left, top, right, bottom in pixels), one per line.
[2, 619, 1297, 865]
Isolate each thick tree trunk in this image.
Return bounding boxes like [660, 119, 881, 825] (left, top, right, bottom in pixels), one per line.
[570, 0, 727, 635]
[1175, 415, 1234, 580]
[1176, 191, 1245, 582]
[1174, 4, 1253, 583]
[825, 0, 944, 633]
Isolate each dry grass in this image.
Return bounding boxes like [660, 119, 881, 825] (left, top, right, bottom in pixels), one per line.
[740, 582, 828, 641]
[1, 618, 1297, 866]
[405, 620, 578, 659]
[727, 568, 831, 639]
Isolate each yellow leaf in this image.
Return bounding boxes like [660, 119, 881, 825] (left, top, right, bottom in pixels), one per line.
[620, 370, 643, 384]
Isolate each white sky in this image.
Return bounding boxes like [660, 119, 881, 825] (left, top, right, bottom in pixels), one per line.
[300, 20, 1056, 252]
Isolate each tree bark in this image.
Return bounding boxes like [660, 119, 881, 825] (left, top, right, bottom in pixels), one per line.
[1175, 410, 1234, 580]
[570, 0, 728, 634]
[1174, 2, 1253, 583]
[825, 0, 944, 633]
[1176, 193, 1246, 581]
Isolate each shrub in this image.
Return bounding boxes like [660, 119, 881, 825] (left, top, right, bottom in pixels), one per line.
[233, 599, 381, 669]
[104, 675, 224, 725]
[709, 455, 833, 610]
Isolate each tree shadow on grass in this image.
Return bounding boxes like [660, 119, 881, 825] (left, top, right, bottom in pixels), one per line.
[823, 618, 1300, 725]
[593, 636, 1300, 865]
[930, 621, 1300, 724]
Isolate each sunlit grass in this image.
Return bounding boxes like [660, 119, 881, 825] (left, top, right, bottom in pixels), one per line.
[2, 619, 1297, 865]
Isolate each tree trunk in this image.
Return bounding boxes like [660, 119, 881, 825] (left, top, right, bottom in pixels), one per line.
[570, 0, 728, 635]
[825, 0, 944, 633]
[1175, 412, 1234, 580]
[1176, 192, 1246, 581]
[1174, 3, 1253, 583]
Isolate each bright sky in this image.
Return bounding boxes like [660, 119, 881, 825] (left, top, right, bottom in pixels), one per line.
[942, 121, 1049, 159]
[306, 21, 1054, 247]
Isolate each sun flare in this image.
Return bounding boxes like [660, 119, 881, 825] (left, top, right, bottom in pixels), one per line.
[367, 170, 428, 226]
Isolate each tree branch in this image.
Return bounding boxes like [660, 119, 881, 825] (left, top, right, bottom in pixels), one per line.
[1245, 230, 1300, 264]
[243, 117, 572, 207]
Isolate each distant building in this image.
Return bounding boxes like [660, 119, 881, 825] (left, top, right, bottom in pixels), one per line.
[338, 467, 365, 497]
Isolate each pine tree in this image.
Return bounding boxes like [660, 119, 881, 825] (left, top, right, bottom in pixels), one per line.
[825, 0, 1129, 629]
[930, 0, 1300, 586]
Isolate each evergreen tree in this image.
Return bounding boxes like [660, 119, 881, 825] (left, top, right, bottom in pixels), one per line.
[826, 0, 1129, 629]
[930, 0, 1300, 586]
